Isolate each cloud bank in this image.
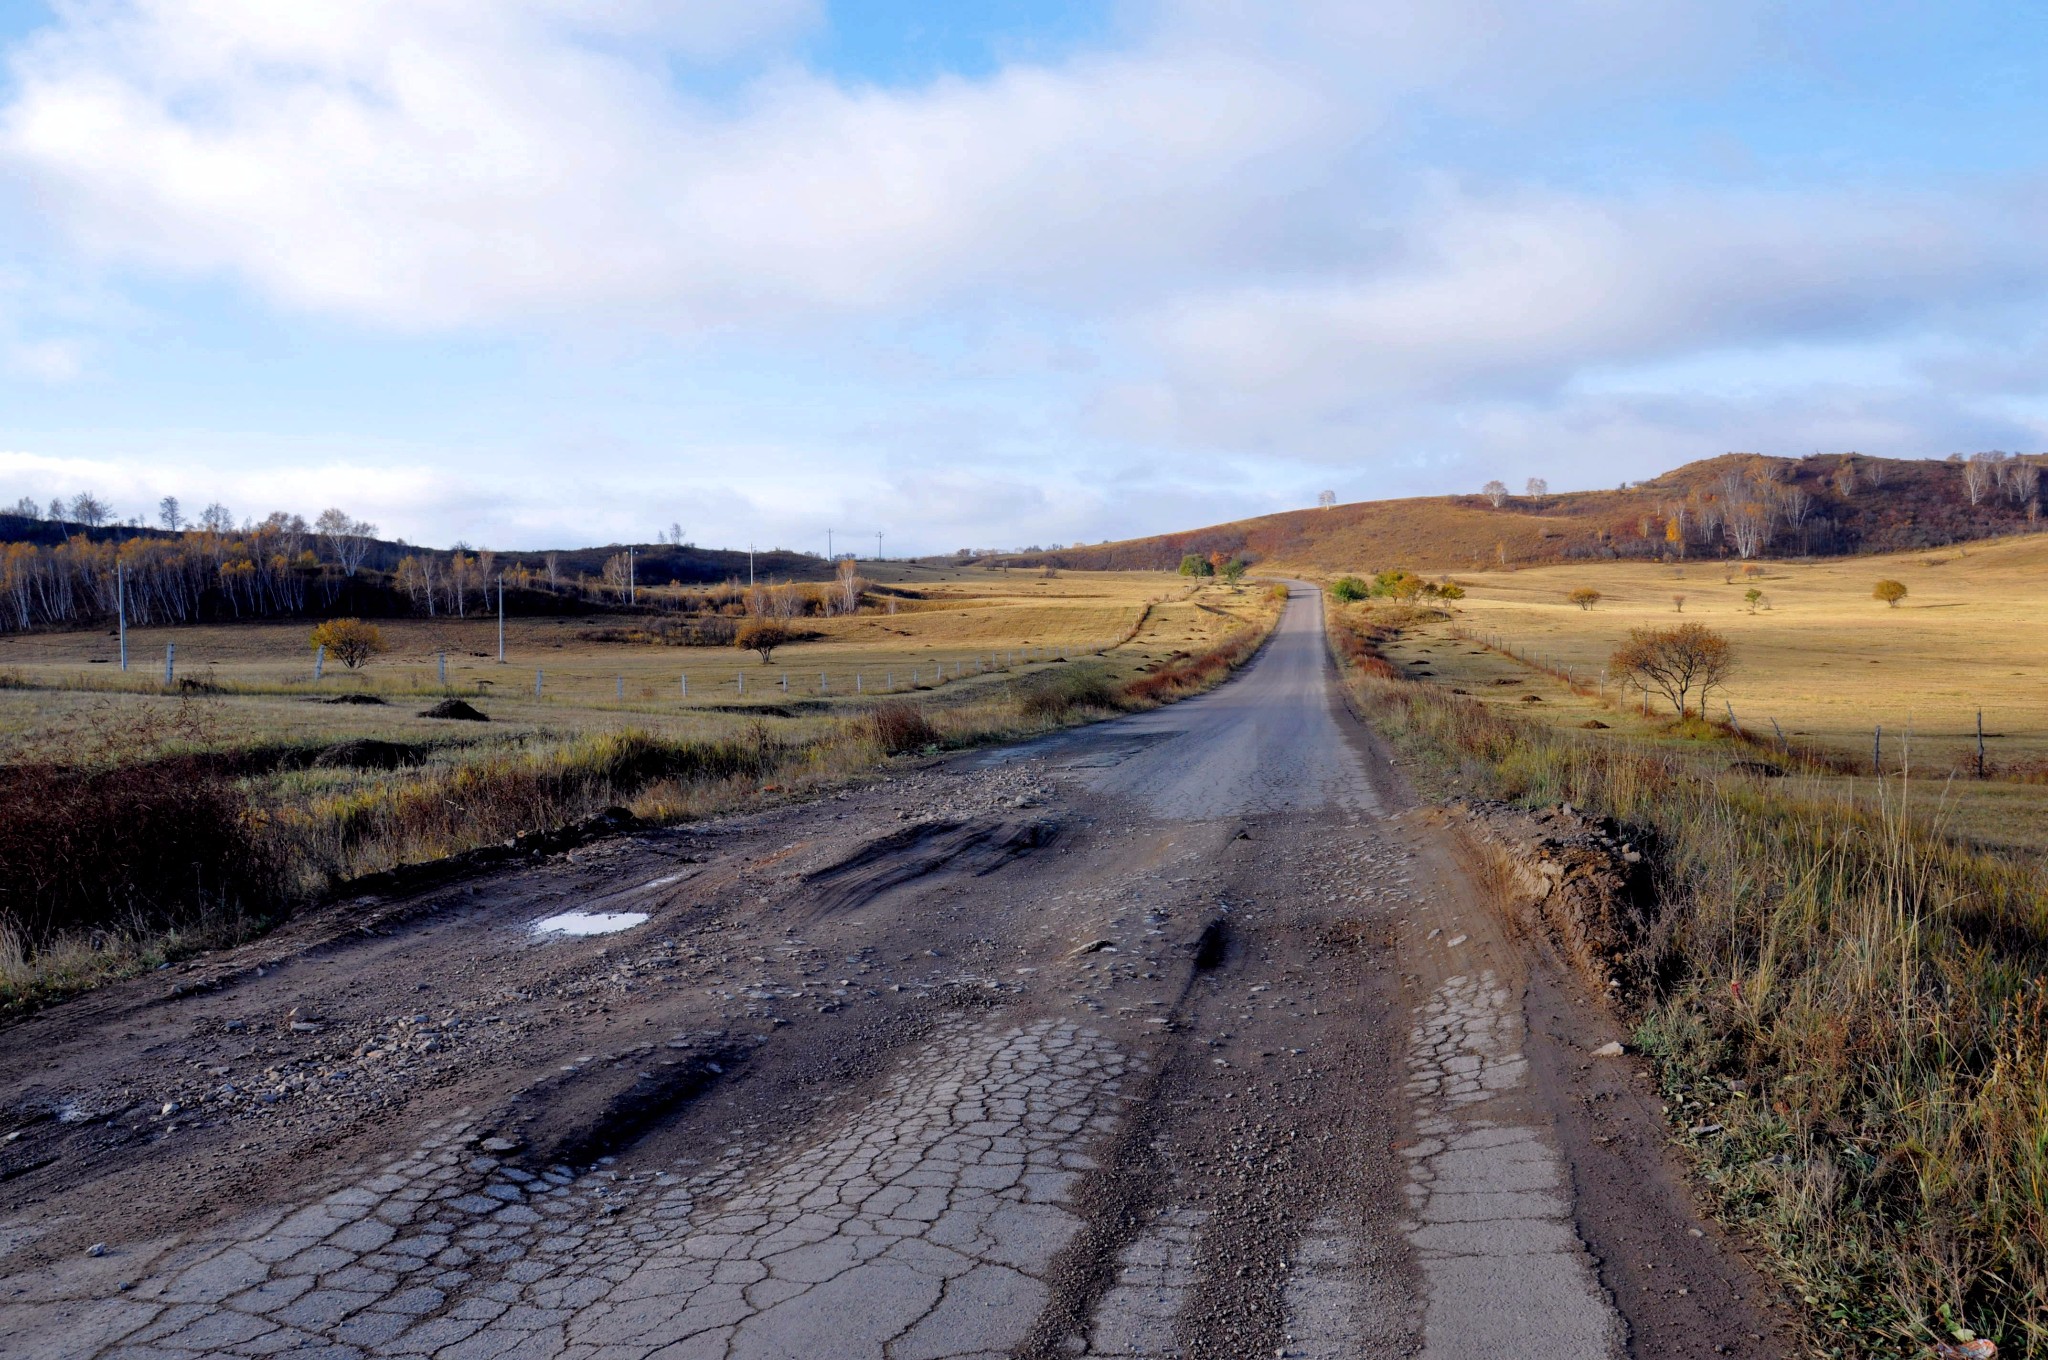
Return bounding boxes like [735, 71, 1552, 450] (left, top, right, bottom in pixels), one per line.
[1, 1, 2044, 549]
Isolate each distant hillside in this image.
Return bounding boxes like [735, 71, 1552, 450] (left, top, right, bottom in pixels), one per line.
[1009, 453, 2046, 574]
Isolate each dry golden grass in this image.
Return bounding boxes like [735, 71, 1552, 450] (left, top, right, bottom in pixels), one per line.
[0, 567, 1255, 757]
[1355, 533, 2048, 851]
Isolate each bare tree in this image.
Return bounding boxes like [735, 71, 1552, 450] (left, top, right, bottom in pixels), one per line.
[544, 552, 560, 588]
[199, 502, 235, 533]
[315, 508, 377, 575]
[2009, 461, 2043, 508]
[1316, 490, 1336, 509]
[835, 559, 863, 615]
[1524, 477, 1548, 498]
[1963, 452, 2001, 506]
[8, 496, 40, 520]
[1833, 459, 1858, 495]
[157, 495, 184, 532]
[1482, 479, 1510, 508]
[68, 491, 110, 527]
[1727, 501, 1773, 559]
[1609, 623, 1734, 718]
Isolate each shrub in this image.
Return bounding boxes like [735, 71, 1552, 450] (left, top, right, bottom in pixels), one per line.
[309, 618, 387, 669]
[1743, 586, 1764, 612]
[1266, 583, 1290, 603]
[1016, 662, 1121, 718]
[735, 619, 794, 663]
[1220, 558, 1247, 585]
[1330, 576, 1369, 602]
[0, 754, 278, 954]
[867, 701, 939, 755]
[1569, 587, 1602, 611]
[1874, 578, 1908, 608]
[1177, 553, 1214, 577]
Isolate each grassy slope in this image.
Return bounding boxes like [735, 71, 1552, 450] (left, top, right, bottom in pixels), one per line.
[1011, 453, 2045, 575]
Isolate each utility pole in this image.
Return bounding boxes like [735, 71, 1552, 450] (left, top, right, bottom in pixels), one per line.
[748, 543, 755, 587]
[116, 562, 127, 672]
[875, 531, 883, 560]
[827, 529, 833, 561]
[497, 575, 505, 662]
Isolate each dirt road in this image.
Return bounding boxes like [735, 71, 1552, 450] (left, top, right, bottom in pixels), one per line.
[1, 587, 1783, 1359]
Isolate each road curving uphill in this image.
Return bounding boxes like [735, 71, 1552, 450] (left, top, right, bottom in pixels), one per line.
[0, 585, 1780, 1359]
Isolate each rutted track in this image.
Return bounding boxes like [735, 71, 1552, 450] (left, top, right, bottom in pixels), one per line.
[0, 587, 1783, 1359]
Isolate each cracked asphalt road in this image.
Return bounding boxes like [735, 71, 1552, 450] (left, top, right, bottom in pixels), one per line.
[0, 587, 1784, 1359]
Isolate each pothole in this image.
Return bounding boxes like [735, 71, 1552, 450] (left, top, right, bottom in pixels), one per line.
[530, 910, 649, 937]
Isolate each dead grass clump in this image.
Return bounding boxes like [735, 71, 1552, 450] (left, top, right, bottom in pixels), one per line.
[0, 754, 279, 959]
[866, 701, 940, 755]
[1016, 661, 1122, 718]
[1119, 628, 1265, 705]
[418, 698, 490, 721]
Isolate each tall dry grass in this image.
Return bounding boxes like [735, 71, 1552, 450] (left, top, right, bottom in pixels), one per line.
[1331, 603, 2048, 1357]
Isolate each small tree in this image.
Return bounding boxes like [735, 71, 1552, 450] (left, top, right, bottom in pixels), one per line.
[309, 618, 387, 670]
[1220, 558, 1247, 585]
[1609, 623, 1733, 719]
[1671, 594, 1686, 612]
[1568, 587, 1601, 611]
[736, 619, 793, 664]
[1744, 587, 1764, 613]
[1177, 553, 1214, 577]
[1525, 477, 1548, 498]
[1873, 579, 1908, 608]
[1482, 479, 1509, 508]
[157, 495, 184, 531]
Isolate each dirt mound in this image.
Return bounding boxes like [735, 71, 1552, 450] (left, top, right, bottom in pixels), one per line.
[310, 739, 418, 770]
[418, 698, 489, 722]
[320, 694, 387, 706]
[1452, 800, 1654, 997]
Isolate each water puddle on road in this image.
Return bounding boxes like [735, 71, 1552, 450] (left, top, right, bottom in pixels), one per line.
[530, 910, 649, 937]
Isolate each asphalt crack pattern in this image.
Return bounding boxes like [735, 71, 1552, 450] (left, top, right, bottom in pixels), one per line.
[14, 1019, 1132, 1360]
[1401, 971, 1622, 1360]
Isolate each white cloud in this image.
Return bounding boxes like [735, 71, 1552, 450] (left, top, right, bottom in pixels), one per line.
[1, 1, 2043, 550]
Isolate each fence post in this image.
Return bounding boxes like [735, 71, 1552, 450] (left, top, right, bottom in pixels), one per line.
[438, 651, 447, 686]
[1770, 716, 1787, 754]
[681, 673, 687, 697]
[117, 562, 127, 672]
[1977, 709, 1986, 779]
[1725, 700, 1741, 737]
[165, 642, 174, 685]
[856, 673, 862, 693]
[821, 673, 828, 695]
[315, 644, 325, 680]
[1873, 725, 1882, 776]
[617, 675, 624, 700]
[535, 668, 543, 697]
[738, 671, 745, 695]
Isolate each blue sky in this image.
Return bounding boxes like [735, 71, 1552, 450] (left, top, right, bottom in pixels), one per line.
[1, 0, 2045, 553]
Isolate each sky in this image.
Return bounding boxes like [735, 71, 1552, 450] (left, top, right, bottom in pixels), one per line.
[1, 1, 2046, 555]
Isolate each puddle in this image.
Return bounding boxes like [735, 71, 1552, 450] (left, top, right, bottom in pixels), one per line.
[531, 911, 649, 937]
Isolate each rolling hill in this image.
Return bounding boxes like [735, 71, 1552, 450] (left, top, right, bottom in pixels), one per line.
[1008, 452, 2046, 574]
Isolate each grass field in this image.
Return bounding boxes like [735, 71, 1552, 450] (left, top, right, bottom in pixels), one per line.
[0, 566, 1281, 1009]
[1360, 533, 2048, 851]
[0, 564, 1242, 755]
